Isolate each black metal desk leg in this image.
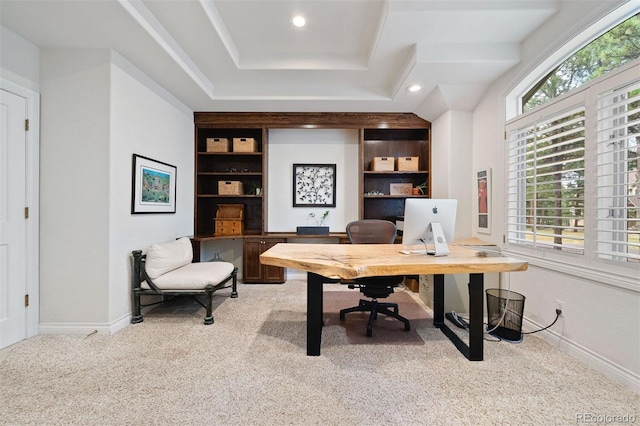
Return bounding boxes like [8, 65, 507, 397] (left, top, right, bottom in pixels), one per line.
[433, 274, 445, 327]
[307, 272, 324, 356]
[468, 273, 484, 361]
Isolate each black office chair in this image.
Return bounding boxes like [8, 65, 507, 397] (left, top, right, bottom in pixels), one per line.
[339, 219, 411, 337]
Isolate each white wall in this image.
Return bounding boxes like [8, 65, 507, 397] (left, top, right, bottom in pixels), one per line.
[431, 110, 473, 240]
[0, 26, 39, 91]
[109, 52, 194, 328]
[39, 49, 112, 328]
[428, 110, 493, 313]
[38, 48, 193, 334]
[267, 129, 360, 232]
[472, 1, 640, 390]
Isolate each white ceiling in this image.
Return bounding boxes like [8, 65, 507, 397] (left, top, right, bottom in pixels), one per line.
[0, 0, 560, 119]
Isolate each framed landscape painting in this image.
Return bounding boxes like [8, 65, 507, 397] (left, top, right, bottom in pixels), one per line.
[131, 154, 177, 214]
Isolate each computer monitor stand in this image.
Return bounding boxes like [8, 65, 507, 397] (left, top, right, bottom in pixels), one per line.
[430, 222, 450, 256]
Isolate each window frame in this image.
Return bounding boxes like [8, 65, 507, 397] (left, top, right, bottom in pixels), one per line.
[504, 60, 640, 291]
[505, 2, 638, 121]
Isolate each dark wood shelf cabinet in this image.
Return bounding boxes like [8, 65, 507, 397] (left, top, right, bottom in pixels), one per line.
[361, 126, 431, 222]
[194, 112, 430, 238]
[194, 113, 430, 284]
[194, 124, 266, 238]
[243, 237, 286, 283]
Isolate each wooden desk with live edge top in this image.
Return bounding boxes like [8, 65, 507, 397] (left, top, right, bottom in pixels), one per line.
[259, 243, 528, 360]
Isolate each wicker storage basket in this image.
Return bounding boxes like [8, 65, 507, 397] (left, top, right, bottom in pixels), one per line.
[371, 157, 395, 171]
[214, 204, 244, 236]
[206, 138, 230, 152]
[218, 180, 244, 195]
[395, 157, 419, 171]
[232, 138, 258, 152]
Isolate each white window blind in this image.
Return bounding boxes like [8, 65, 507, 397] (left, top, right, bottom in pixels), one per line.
[595, 79, 640, 262]
[507, 106, 586, 254]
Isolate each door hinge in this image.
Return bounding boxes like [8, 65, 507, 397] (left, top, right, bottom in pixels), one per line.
[504, 130, 507, 140]
[25, 294, 29, 307]
[25, 119, 29, 131]
[25, 207, 29, 219]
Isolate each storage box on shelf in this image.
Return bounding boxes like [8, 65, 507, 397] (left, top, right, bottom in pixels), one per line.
[371, 157, 395, 171]
[389, 183, 413, 196]
[206, 137, 230, 152]
[233, 138, 258, 152]
[214, 204, 244, 236]
[218, 180, 244, 195]
[396, 156, 419, 171]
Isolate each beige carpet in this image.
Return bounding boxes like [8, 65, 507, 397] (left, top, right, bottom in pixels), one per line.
[1, 280, 638, 425]
[323, 290, 429, 345]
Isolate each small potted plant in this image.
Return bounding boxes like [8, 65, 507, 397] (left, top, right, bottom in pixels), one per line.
[413, 181, 428, 195]
[297, 210, 330, 235]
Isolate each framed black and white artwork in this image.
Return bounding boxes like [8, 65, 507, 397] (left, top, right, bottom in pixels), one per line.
[293, 163, 336, 207]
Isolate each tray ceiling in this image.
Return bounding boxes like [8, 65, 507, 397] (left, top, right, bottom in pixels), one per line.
[1, 0, 560, 119]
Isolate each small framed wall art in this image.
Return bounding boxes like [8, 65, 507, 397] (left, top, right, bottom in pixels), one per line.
[131, 154, 177, 214]
[476, 168, 491, 233]
[293, 163, 336, 207]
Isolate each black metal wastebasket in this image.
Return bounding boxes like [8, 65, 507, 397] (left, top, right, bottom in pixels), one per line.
[486, 288, 525, 342]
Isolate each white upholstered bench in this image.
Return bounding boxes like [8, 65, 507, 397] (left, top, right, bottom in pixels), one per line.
[131, 237, 238, 325]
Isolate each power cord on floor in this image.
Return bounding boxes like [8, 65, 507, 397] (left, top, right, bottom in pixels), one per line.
[444, 308, 562, 341]
[444, 311, 502, 342]
[522, 309, 561, 335]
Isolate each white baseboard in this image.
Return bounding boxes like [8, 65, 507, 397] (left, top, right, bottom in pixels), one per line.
[523, 316, 640, 393]
[39, 313, 132, 336]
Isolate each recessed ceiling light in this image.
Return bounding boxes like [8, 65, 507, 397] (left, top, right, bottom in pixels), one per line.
[292, 15, 306, 27]
[407, 84, 422, 92]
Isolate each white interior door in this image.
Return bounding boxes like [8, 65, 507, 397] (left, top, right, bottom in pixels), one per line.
[0, 88, 28, 348]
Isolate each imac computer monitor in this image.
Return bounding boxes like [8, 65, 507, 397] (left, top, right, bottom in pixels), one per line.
[401, 199, 457, 256]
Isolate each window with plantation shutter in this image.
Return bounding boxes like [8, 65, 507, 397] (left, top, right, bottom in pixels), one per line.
[506, 60, 640, 281]
[595, 80, 640, 262]
[507, 106, 586, 254]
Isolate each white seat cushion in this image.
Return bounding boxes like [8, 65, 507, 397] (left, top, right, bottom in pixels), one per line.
[142, 261, 235, 291]
[145, 237, 193, 279]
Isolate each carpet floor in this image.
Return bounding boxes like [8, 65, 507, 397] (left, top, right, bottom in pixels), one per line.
[1, 280, 638, 425]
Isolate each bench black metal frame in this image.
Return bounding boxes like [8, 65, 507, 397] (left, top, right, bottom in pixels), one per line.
[131, 250, 238, 325]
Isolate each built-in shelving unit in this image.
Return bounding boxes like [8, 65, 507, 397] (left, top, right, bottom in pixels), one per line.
[193, 112, 430, 282]
[194, 126, 266, 237]
[361, 128, 431, 221]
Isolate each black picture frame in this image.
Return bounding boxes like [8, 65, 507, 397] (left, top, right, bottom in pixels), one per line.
[131, 154, 177, 214]
[293, 163, 336, 207]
